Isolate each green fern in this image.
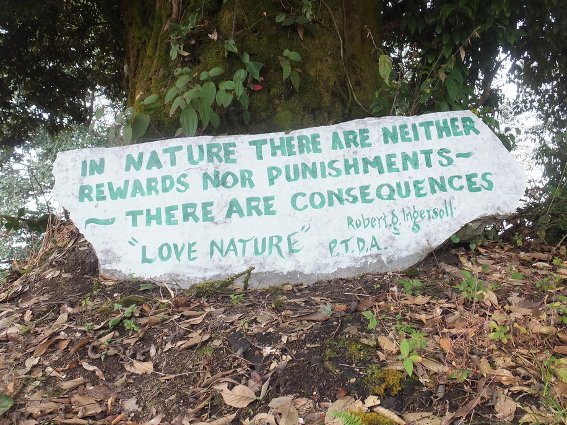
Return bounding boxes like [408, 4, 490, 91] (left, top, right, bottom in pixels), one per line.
[331, 411, 363, 425]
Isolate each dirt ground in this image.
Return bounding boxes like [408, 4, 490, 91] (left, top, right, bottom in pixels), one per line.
[1, 223, 567, 424]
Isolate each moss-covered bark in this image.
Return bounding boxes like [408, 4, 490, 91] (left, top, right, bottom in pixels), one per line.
[122, 0, 382, 137]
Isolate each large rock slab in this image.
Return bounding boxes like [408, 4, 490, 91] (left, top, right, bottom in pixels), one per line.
[53, 111, 526, 286]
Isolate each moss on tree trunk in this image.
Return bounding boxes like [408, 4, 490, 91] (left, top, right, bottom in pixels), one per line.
[122, 0, 382, 137]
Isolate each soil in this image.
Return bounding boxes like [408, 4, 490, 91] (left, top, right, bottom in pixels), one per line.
[1, 222, 566, 424]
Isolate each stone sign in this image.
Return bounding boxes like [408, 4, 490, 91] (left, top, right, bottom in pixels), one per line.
[53, 111, 526, 286]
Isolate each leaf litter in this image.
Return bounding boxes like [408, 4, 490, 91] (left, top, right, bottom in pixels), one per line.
[0, 223, 566, 424]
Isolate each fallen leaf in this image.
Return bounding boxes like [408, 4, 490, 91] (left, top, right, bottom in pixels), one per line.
[325, 397, 362, 425]
[251, 413, 277, 425]
[219, 384, 257, 408]
[142, 413, 165, 425]
[377, 336, 397, 352]
[122, 397, 140, 413]
[81, 360, 105, 380]
[419, 358, 449, 374]
[363, 395, 380, 408]
[479, 357, 517, 385]
[483, 290, 498, 307]
[179, 333, 210, 349]
[494, 391, 517, 422]
[294, 398, 314, 415]
[51, 417, 89, 424]
[401, 295, 431, 305]
[195, 413, 237, 425]
[290, 311, 331, 321]
[402, 412, 441, 425]
[439, 338, 452, 353]
[125, 360, 154, 375]
[24, 401, 62, 416]
[554, 346, 567, 355]
[552, 381, 567, 399]
[528, 321, 556, 335]
[519, 407, 554, 423]
[269, 396, 299, 425]
[71, 394, 103, 417]
[54, 312, 68, 326]
[59, 377, 88, 391]
[372, 406, 405, 424]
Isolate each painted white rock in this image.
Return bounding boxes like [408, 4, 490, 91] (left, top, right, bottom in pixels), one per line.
[53, 111, 526, 286]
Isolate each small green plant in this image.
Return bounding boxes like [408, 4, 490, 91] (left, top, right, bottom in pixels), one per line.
[511, 271, 525, 280]
[168, 14, 199, 60]
[395, 322, 426, 376]
[536, 274, 562, 291]
[450, 234, 460, 243]
[230, 293, 245, 304]
[539, 356, 567, 422]
[108, 303, 139, 332]
[84, 322, 94, 332]
[165, 66, 225, 136]
[321, 304, 333, 316]
[330, 411, 362, 425]
[279, 49, 302, 91]
[395, 323, 428, 350]
[272, 296, 288, 309]
[80, 297, 93, 308]
[552, 256, 563, 266]
[513, 233, 524, 246]
[488, 321, 510, 343]
[448, 368, 471, 382]
[123, 319, 140, 333]
[275, 0, 314, 28]
[399, 338, 421, 376]
[103, 92, 159, 144]
[550, 296, 567, 324]
[362, 310, 378, 330]
[399, 278, 422, 295]
[456, 270, 487, 300]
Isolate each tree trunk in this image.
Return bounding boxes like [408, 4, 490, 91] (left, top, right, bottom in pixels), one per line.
[122, 0, 381, 137]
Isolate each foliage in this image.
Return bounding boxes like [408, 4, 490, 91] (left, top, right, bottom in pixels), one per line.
[456, 271, 487, 301]
[109, 303, 139, 333]
[362, 310, 378, 330]
[380, 0, 567, 242]
[488, 321, 510, 343]
[398, 338, 421, 376]
[331, 410, 363, 425]
[168, 14, 199, 60]
[230, 293, 245, 304]
[395, 323, 427, 376]
[0, 126, 107, 265]
[399, 278, 422, 295]
[279, 49, 302, 91]
[0, 0, 124, 152]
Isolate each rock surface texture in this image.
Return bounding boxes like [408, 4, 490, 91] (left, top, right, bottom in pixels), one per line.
[53, 111, 526, 286]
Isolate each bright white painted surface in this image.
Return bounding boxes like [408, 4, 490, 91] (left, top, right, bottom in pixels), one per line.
[53, 111, 526, 286]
